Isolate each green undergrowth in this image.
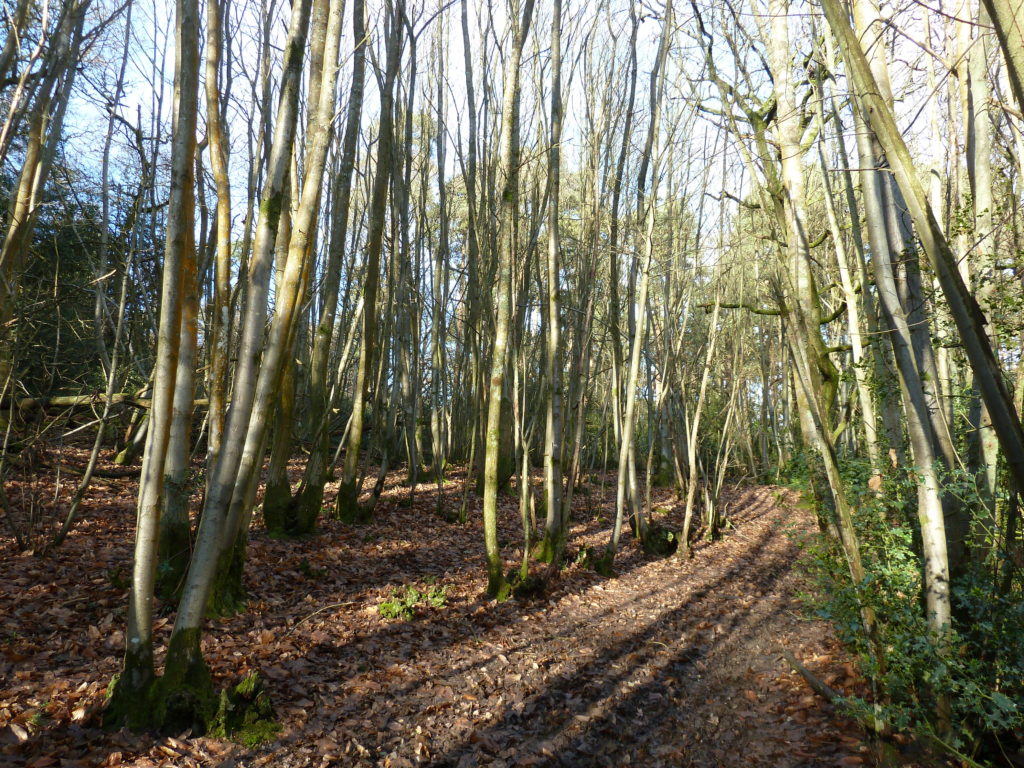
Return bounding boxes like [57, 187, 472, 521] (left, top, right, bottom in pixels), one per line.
[297, 557, 327, 580]
[784, 453, 1024, 763]
[106, 653, 279, 748]
[378, 582, 448, 620]
[209, 673, 281, 748]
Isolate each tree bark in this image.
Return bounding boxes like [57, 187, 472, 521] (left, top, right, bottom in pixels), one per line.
[107, 0, 200, 727]
[482, 0, 535, 599]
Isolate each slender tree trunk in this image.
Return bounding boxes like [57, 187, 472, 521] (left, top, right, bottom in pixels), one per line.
[539, 0, 564, 562]
[206, 0, 233, 472]
[681, 293, 721, 550]
[336, 3, 402, 522]
[812, 70, 881, 474]
[430, 17, 450, 514]
[290, 0, 365, 533]
[981, 0, 1024, 111]
[609, 0, 672, 559]
[107, 0, 200, 726]
[964, 6, 1000, 533]
[482, 0, 535, 599]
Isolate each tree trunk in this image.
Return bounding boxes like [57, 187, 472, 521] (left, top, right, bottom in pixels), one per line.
[482, 0, 535, 599]
[106, 0, 200, 728]
[335, 3, 402, 523]
[539, 0, 564, 563]
[290, 0, 366, 534]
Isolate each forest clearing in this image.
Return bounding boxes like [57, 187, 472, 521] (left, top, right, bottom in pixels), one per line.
[3, 0, 1024, 763]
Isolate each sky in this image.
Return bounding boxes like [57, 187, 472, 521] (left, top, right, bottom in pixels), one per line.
[53, 0, 994, 274]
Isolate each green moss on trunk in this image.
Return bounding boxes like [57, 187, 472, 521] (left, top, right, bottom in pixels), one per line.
[156, 485, 191, 601]
[487, 571, 511, 602]
[334, 479, 360, 523]
[207, 532, 247, 617]
[334, 479, 373, 524]
[151, 627, 217, 735]
[287, 481, 324, 536]
[113, 441, 142, 465]
[287, 446, 329, 535]
[103, 643, 155, 730]
[261, 475, 292, 535]
[533, 531, 563, 564]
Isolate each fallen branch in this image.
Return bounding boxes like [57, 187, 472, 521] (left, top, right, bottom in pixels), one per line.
[779, 646, 839, 702]
[2, 393, 211, 411]
[45, 460, 139, 479]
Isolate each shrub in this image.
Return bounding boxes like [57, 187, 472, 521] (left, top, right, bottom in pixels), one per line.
[796, 458, 1024, 759]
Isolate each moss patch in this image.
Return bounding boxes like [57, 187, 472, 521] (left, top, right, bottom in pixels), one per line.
[206, 534, 248, 617]
[578, 546, 615, 577]
[532, 532, 563, 564]
[642, 524, 680, 557]
[210, 673, 280, 748]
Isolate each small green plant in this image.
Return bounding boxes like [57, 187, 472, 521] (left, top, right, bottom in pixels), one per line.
[106, 567, 130, 591]
[296, 557, 327, 580]
[104, 674, 119, 702]
[378, 584, 448, 620]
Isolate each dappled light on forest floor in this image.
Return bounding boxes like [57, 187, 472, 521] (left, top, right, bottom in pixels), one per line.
[0, 458, 872, 767]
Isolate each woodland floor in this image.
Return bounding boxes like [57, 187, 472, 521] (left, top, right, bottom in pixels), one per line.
[1, 449, 876, 767]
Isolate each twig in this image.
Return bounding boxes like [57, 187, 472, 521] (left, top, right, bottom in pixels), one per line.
[283, 601, 358, 637]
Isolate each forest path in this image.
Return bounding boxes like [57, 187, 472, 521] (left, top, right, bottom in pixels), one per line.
[236, 479, 870, 768]
[1, 467, 870, 767]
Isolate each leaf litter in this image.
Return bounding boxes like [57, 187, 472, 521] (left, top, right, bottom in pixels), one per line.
[0, 453, 874, 767]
